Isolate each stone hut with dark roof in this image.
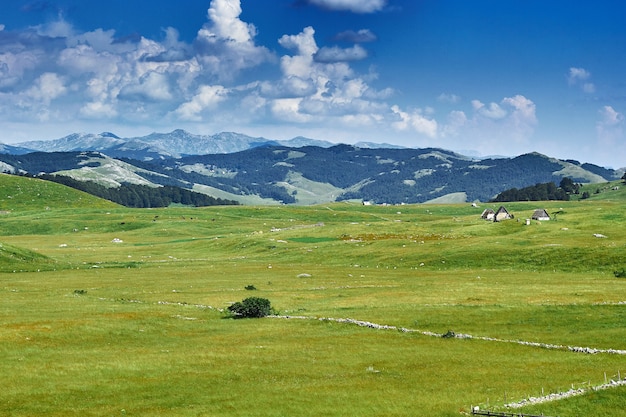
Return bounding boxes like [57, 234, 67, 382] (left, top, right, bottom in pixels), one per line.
[531, 209, 550, 221]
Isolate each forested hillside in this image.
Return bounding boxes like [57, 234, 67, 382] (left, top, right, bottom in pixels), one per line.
[38, 174, 238, 208]
[0, 145, 620, 205]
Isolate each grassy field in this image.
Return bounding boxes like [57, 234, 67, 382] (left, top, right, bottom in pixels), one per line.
[1, 174, 626, 416]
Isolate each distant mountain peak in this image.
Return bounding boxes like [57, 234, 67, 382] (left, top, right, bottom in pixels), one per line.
[170, 129, 191, 135]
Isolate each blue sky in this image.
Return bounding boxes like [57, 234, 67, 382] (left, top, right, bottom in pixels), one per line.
[1, 0, 625, 167]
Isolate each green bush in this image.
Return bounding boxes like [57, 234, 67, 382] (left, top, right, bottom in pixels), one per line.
[227, 297, 272, 318]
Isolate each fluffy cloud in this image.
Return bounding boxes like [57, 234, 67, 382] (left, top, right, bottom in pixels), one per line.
[307, 0, 387, 13]
[0, 0, 539, 154]
[568, 67, 590, 84]
[206, 0, 255, 42]
[568, 67, 595, 93]
[440, 95, 537, 153]
[0, 0, 276, 129]
[174, 85, 229, 121]
[11, 72, 68, 122]
[472, 100, 506, 119]
[266, 26, 394, 130]
[0, 50, 40, 88]
[279, 27, 319, 59]
[119, 72, 173, 102]
[391, 105, 438, 138]
[25, 72, 66, 104]
[0, 0, 402, 140]
[502, 95, 537, 130]
[80, 101, 118, 119]
[57, 44, 120, 76]
[33, 15, 74, 38]
[195, 0, 273, 81]
[469, 95, 536, 133]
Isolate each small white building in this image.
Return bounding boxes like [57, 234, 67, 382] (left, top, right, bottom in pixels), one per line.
[481, 208, 495, 221]
[494, 206, 512, 222]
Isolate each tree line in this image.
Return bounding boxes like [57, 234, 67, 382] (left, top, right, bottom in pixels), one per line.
[36, 174, 238, 208]
[490, 178, 578, 202]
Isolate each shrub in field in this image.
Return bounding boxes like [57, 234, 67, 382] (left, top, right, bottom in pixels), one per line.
[228, 297, 272, 318]
[614, 269, 626, 278]
[244, 284, 257, 290]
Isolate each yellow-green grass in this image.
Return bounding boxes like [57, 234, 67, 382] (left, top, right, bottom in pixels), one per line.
[2, 270, 624, 417]
[0, 173, 118, 212]
[1, 176, 626, 416]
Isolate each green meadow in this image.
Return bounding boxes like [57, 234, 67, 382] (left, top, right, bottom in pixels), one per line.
[1, 174, 626, 416]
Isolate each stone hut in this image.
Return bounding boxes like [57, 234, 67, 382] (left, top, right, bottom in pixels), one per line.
[531, 209, 550, 221]
[494, 206, 512, 222]
[481, 208, 495, 221]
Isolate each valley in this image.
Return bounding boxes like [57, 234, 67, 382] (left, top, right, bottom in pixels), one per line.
[1, 174, 625, 416]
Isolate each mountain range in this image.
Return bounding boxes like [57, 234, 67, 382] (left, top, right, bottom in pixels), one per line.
[11, 130, 403, 160]
[0, 130, 622, 205]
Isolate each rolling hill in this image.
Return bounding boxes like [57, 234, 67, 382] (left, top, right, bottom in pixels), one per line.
[0, 130, 623, 205]
[0, 146, 621, 205]
[0, 173, 119, 212]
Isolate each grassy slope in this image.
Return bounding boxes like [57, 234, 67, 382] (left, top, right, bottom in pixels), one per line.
[1, 176, 626, 416]
[0, 174, 119, 271]
[0, 173, 119, 211]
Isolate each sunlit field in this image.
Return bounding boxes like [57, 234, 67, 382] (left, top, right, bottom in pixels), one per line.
[1, 174, 625, 416]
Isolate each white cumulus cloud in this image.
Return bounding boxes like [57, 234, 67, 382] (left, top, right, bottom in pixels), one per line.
[391, 105, 438, 138]
[25, 72, 66, 104]
[503, 95, 537, 123]
[80, 101, 118, 119]
[266, 25, 394, 132]
[472, 100, 506, 119]
[195, 0, 273, 81]
[174, 85, 229, 121]
[120, 72, 173, 102]
[207, 0, 254, 42]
